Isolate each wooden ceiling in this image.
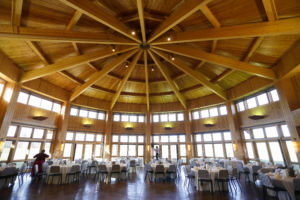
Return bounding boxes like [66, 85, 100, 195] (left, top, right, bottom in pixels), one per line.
[0, 0, 299, 110]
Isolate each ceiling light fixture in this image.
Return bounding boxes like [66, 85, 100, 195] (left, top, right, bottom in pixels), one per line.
[167, 37, 171, 41]
[125, 62, 128, 68]
[111, 45, 116, 52]
[131, 31, 136, 35]
[151, 67, 154, 72]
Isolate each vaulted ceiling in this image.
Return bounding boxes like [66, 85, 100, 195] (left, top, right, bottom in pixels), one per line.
[0, 0, 300, 110]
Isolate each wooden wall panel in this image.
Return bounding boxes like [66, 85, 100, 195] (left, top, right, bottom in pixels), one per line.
[67, 116, 106, 132]
[192, 116, 229, 133]
[151, 102, 184, 113]
[188, 94, 225, 110]
[72, 95, 110, 111]
[152, 122, 185, 134]
[12, 103, 58, 128]
[0, 50, 23, 82]
[112, 121, 146, 134]
[114, 102, 147, 113]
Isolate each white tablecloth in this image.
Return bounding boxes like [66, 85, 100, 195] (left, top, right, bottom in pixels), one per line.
[270, 175, 296, 200]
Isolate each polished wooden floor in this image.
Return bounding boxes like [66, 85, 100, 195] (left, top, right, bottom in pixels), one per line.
[1, 170, 263, 200]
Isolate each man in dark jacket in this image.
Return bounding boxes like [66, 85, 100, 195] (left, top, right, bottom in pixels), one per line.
[31, 150, 49, 176]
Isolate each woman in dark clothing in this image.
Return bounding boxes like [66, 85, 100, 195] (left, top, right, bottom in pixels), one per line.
[31, 150, 49, 176]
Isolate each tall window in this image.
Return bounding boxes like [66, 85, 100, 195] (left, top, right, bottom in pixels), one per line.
[111, 134, 144, 158]
[113, 113, 144, 123]
[192, 104, 227, 120]
[152, 112, 184, 122]
[70, 106, 105, 120]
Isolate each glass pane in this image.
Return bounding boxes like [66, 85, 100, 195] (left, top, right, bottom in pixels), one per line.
[20, 127, 32, 138]
[120, 145, 128, 156]
[84, 144, 93, 159]
[257, 93, 269, 106]
[70, 107, 78, 116]
[161, 135, 168, 143]
[197, 144, 203, 156]
[79, 109, 88, 118]
[238, 102, 245, 112]
[0, 83, 3, 96]
[121, 114, 129, 122]
[86, 134, 94, 142]
[98, 112, 105, 120]
[169, 113, 176, 122]
[17, 92, 29, 104]
[46, 130, 53, 139]
[270, 89, 279, 102]
[256, 142, 269, 161]
[129, 115, 137, 122]
[52, 103, 61, 113]
[28, 142, 41, 159]
[247, 97, 257, 109]
[111, 144, 118, 156]
[112, 135, 118, 142]
[244, 130, 251, 139]
[161, 145, 169, 159]
[286, 141, 298, 162]
[169, 135, 177, 142]
[129, 136, 136, 143]
[13, 142, 29, 160]
[74, 144, 83, 160]
[75, 133, 85, 141]
[88, 111, 97, 119]
[120, 135, 128, 143]
[170, 145, 177, 159]
[253, 128, 264, 139]
[195, 134, 202, 142]
[28, 95, 41, 107]
[205, 144, 213, 157]
[160, 114, 168, 122]
[138, 136, 144, 143]
[113, 114, 120, 121]
[7, 125, 17, 137]
[193, 111, 199, 120]
[223, 131, 231, 140]
[0, 141, 12, 161]
[281, 125, 290, 137]
[66, 132, 74, 140]
[138, 115, 144, 123]
[153, 136, 159, 143]
[40, 99, 53, 111]
[212, 132, 222, 141]
[214, 144, 224, 157]
[180, 144, 186, 157]
[96, 135, 102, 142]
[179, 135, 186, 142]
[269, 142, 284, 162]
[4, 88, 12, 102]
[138, 145, 144, 156]
[153, 115, 159, 122]
[95, 144, 102, 157]
[200, 109, 209, 118]
[203, 134, 212, 142]
[128, 145, 136, 156]
[63, 143, 72, 157]
[225, 143, 234, 158]
[265, 126, 278, 138]
[44, 142, 51, 155]
[219, 106, 227, 115]
[246, 142, 254, 159]
[209, 107, 218, 117]
[33, 128, 44, 139]
[177, 113, 184, 121]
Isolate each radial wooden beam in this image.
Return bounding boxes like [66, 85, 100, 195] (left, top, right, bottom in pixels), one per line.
[110, 51, 142, 109]
[262, 0, 277, 21]
[70, 49, 138, 101]
[0, 26, 136, 45]
[137, 0, 146, 43]
[151, 17, 300, 44]
[25, 41, 49, 65]
[20, 46, 137, 82]
[59, 0, 140, 43]
[148, 0, 213, 43]
[153, 44, 276, 79]
[151, 49, 227, 100]
[148, 51, 187, 109]
[66, 10, 82, 30]
[11, 0, 23, 33]
[144, 50, 150, 111]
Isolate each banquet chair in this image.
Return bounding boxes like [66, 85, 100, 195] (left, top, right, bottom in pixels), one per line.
[129, 160, 136, 174]
[228, 166, 241, 191]
[176, 159, 182, 178]
[220, 161, 225, 168]
[260, 173, 290, 200]
[215, 170, 230, 192]
[183, 165, 194, 189]
[0, 167, 18, 187]
[252, 165, 262, 182]
[237, 162, 250, 182]
[66, 165, 81, 183]
[198, 170, 213, 193]
[144, 164, 153, 182]
[154, 165, 165, 182]
[294, 178, 300, 198]
[47, 166, 62, 184]
[166, 164, 177, 181]
[18, 162, 27, 183]
[88, 160, 98, 176]
[81, 161, 88, 178]
[111, 164, 121, 181]
[97, 164, 108, 183]
[35, 162, 48, 182]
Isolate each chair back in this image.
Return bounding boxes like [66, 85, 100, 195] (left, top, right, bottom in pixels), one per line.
[260, 174, 274, 188]
[155, 165, 165, 173]
[252, 165, 262, 173]
[98, 164, 107, 172]
[0, 167, 17, 176]
[70, 165, 80, 173]
[20, 163, 27, 173]
[49, 166, 60, 174]
[81, 161, 88, 170]
[220, 161, 225, 168]
[47, 161, 53, 165]
[130, 160, 136, 167]
[198, 170, 210, 179]
[293, 178, 300, 191]
[91, 160, 98, 167]
[112, 164, 120, 172]
[120, 160, 126, 164]
[168, 165, 176, 172]
[237, 162, 244, 172]
[218, 170, 229, 179]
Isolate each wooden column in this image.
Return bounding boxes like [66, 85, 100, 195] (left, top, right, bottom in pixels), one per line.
[145, 111, 151, 163]
[104, 110, 113, 160]
[183, 110, 192, 163]
[226, 101, 245, 161]
[52, 102, 71, 158]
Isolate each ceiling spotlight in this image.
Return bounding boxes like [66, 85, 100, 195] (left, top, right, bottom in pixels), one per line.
[131, 31, 136, 35]
[167, 37, 171, 41]
[151, 67, 154, 72]
[125, 63, 128, 68]
[112, 48, 116, 52]
[171, 56, 175, 61]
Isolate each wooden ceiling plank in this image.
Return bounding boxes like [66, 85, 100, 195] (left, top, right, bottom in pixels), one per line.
[110, 51, 143, 109]
[70, 49, 138, 101]
[151, 49, 227, 100]
[148, 51, 187, 109]
[151, 17, 300, 44]
[25, 41, 49, 65]
[148, 0, 213, 43]
[153, 45, 276, 79]
[66, 10, 82, 30]
[11, 0, 23, 33]
[144, 50, 150, 111]
[20, 46, 137, 82]
[0, 26, 136, 45]
[137, 0, 146, 43]
[59, 0, 141, 43]
[262, 0, 277, 21]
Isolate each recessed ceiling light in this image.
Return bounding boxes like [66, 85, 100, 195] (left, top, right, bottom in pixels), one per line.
[151, 67, 154, 72]
[171, 56, 175, 61]
[167, 37, 171, 41]
[125, 64, 128, 68]
[131, 31, 136, 35]
[112, 48, 116, 52]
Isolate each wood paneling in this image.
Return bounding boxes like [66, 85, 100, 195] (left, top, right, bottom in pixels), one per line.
[192, 116, 229, 133]
[112, 121, 145, 134]
[67, 116, 106, 132]
[0, 50, 23, 82]
[152, 122, 185, 134]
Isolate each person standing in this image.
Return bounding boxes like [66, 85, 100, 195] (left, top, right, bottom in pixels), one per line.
[155, 146, 160, 160]
[31, 150, 49, 177]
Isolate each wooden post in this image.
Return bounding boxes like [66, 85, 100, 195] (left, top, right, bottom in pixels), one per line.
[145, 111, 151, 163]
[104, 110, 113, 160]
[184, 110, 192, 163]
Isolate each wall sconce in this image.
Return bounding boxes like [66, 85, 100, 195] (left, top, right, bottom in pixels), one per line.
[164, 122, 173, 130]
[32, 116, 48, 121]
[248, 115, 265, 120]
[233, 143, 238, 152]
[59, 143, 64, 152]
[125, 123, 133, 130]
[147, 145, 150, 152]
[187, 144, 191, 152]
[292, 138, 300, 153]
[204, 123, 214, 127]
[82, 119, 93, 128]
[105, 145, 110, 154]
